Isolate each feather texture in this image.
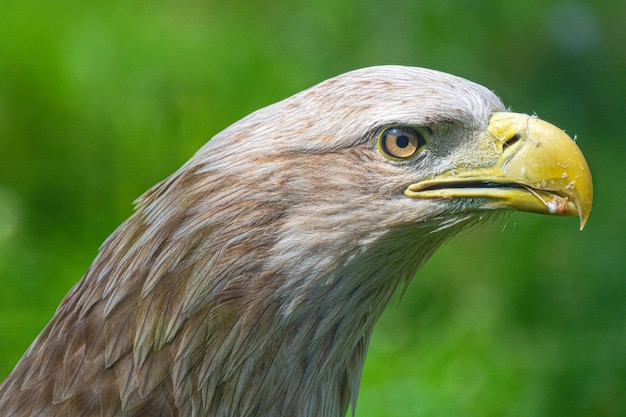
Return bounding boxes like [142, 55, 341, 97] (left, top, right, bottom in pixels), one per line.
[0, 66, 505, 416]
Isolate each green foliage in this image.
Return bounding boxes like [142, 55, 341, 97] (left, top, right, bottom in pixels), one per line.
[1, 0, 624, 415]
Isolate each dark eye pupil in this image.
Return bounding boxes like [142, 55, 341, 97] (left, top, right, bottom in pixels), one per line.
[396, 135, 409, 148]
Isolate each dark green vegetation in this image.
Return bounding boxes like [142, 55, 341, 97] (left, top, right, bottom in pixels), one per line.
[0, 1, 624, 416]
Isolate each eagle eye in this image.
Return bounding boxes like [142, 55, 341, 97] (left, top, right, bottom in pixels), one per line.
[378, 126, 425, 160]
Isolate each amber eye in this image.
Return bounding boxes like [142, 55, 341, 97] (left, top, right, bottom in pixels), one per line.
[378, 127, 425, 159]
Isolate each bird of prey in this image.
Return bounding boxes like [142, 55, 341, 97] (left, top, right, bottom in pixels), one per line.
[0, 66, 592, 417]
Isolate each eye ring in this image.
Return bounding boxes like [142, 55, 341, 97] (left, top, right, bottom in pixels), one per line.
[378, 126, 426, 160]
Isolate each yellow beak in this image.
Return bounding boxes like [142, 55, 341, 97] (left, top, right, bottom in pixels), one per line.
[405, 112, 593, 230]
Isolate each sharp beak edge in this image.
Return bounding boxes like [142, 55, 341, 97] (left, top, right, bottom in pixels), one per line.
[405, 112, 593, 230]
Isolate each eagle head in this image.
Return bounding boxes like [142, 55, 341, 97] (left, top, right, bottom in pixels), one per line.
[0, 66, 592, 417]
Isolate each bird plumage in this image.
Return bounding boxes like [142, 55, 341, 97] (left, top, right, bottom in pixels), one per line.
[0, 66, 590, 417]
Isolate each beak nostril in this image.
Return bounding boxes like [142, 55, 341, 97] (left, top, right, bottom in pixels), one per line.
[503, 133, 521, 150]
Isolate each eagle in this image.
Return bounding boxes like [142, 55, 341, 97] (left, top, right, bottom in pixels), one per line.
[0, 66, 592, 417]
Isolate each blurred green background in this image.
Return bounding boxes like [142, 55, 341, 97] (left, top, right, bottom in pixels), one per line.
[1, 0, 624, 416]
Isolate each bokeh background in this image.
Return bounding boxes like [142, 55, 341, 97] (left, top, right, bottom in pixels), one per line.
[1, 0, 624, 416]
